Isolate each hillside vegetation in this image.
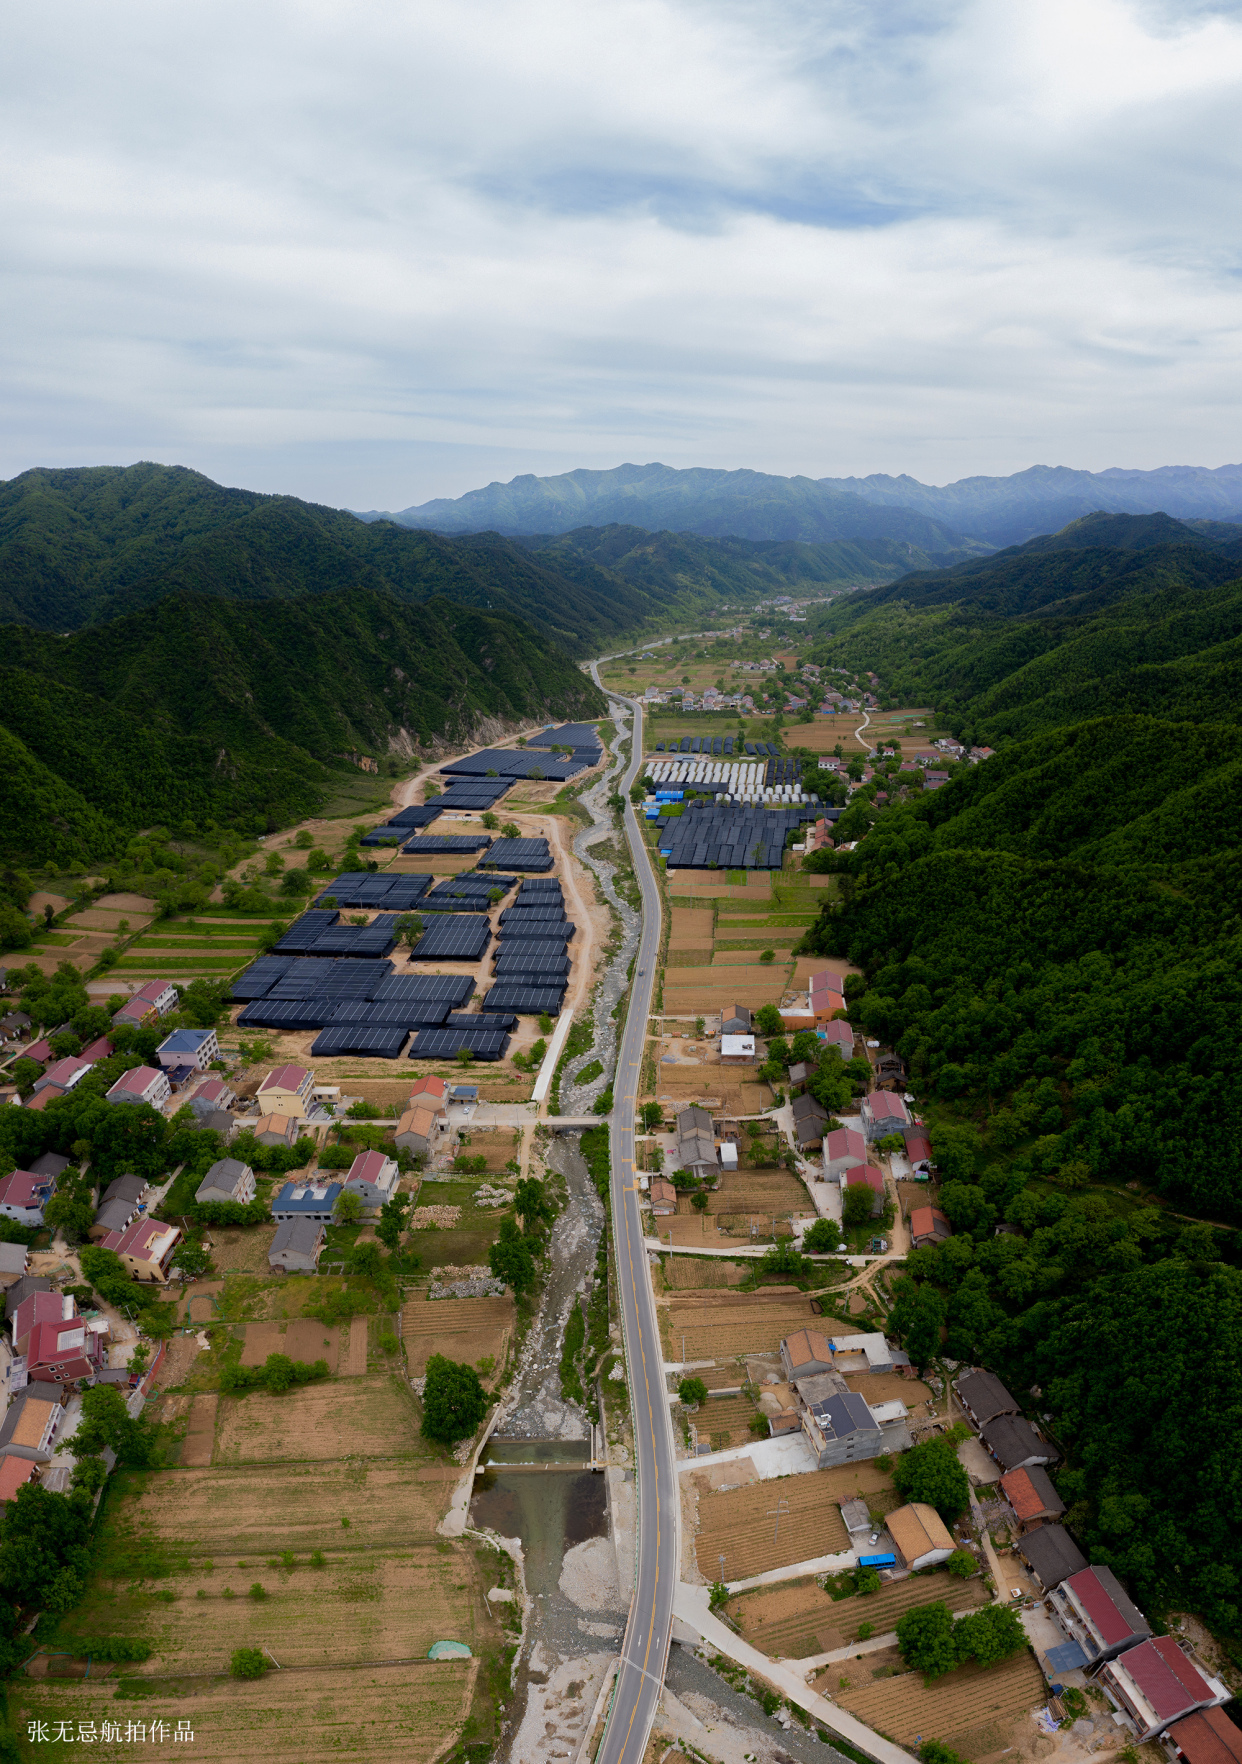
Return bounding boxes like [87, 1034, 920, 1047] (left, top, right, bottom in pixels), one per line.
[0, 588, 604, 866]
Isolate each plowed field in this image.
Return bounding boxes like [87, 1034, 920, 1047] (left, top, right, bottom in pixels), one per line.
[835, 1650, 1044, 1757]
[240, 1320, 342, 1370]
[695, 1473, 850, 1580]
[400, 1293, 514, 1379]
[663, 1292, 817, 1359]
[697, 1394, 760, 1451]
[214, 1374, 420, 1463]
[733, 1566, 989, 1659]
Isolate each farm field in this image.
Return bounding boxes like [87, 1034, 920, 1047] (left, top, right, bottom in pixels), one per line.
[403, 1177, 515, 1272]
[697, 1393, 761, 1451]
[730, 1565, 990, 1659]
[693, 1469, 851, 1580]
[833, 1650, 1046, 1758]
[14, 1665, 475, 1764]
[400, 1293, 515, 1382]
[238, 1319, 343, 1371]
[661, 1291, 819, 1360]
[214, 1373, 421, 1464]
[660, 1256, 753, 1290]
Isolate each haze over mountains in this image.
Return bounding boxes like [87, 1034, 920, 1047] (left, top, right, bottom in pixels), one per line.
[359, 459, 1242, 550]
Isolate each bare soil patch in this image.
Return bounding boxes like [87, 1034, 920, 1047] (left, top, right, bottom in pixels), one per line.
[663, 967, 788, 1010]
[179, 1394, 218, 1466]
[663, 1291, 817, 1360]
[835, 1650, 1045, 1757]
[239, 1320, 342, 1371]
[207, 1223, 279, 1274]
[697, 1392, 760, 1450]
[400, 1293, 514, 1381]
[214, 1373, 420, 1463]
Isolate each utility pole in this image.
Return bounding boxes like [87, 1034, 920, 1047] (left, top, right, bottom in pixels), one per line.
[767, 1496, 790, 1548]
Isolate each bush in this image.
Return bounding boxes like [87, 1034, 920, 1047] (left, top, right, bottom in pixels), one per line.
[230, 1648, 267, 1678]
[248, 1582, 267, 1601]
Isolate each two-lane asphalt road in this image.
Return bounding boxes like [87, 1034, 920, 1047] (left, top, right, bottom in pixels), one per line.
[592, 682, 677, 1764]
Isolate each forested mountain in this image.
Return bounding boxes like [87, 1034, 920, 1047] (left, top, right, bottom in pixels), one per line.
[516, 523, 968, 599]
[805, 514, 1242, 744]
[364, 462, 980, 549]
[0, 462, 938, 648]
[821, 460, 1242, 545]
[0, 588, 603, 866]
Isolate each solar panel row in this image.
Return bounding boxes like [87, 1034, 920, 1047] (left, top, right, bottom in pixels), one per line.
[409, 916, 492, 961]
[482, 985, 566, 1015]
[408, 1028, 511, 1060]
[373, 975, 474, 1004]
[311, 1026, 410, 1057]
[476, 838, 552, 871]
[400, 836, 493, 853]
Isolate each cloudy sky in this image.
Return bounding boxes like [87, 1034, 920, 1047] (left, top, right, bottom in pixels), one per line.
[3, 0, 1241, 507]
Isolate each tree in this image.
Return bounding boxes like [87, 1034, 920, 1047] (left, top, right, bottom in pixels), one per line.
[954, 1602, 1026, 1666]
[489, 1219, 536, 1295]
[43, 1194, 95, 1245]
[501, 822, 520, 839]
[893, 1434, 970, 1522]
[641, 1102, 664, 1130]
[757, 1242, 810, 1278]
[678, 1377, 708, 1405]
[843, 1184, 876, 1228]
[945, 1547, 977, 1578]
[803, 1218, 842, 1253]
[333, 1189, 363, 1225]
[0, 1482, 94, 1611]
[514, 1177, 555, 1229]
[755, 1004, 784, 1037]
[376, 1192, 410, 1252]
[394, 914, 424, 948]
[421, 1354, 488, 1445]
[456, 1046, 475, 1068]
[896, 1600, 959, 1679]
[172, 1236, 212, 1279]
[231, 1646, 267, 1678]
[856, 1566, 882, 1594]
[73, 1383, 155, 1467]
[481, 811, 498, 830]
[759, 949, 775, 963]
[691, 1191, 710, 1214]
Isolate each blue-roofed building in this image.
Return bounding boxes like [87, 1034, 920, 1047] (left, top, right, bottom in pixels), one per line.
[155, 1028, 219, 1072]
[271, 1180, 343, 1223]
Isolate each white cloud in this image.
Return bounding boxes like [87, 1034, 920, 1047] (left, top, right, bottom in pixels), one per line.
[1, 0, 1240, 504]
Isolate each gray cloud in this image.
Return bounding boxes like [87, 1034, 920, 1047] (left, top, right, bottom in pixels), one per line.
[1, 0, 1240, 505]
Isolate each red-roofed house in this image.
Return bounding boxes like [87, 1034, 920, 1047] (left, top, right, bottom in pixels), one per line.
[823, 1127, 867, 1180]
[820, 1020, 854, 1055]
[256, 1064, 315, 1118]
[27, 1315, 108, 1384]
[105, 1065, 171, 1109]
[844, 1164, 885, 1217]
[649, 1178, 677, 1215]
[189, 1075, 236, 1114]
[1050, 1565, 1151, 1664]
[0, 1169, 57, 1227]
[80, 1036, 114, 1063]
[905, 1136, 934, 1171]
[0, 1453, 39, 1503]
[24, 1039, 54, 1065]
[409, 1074, 449, 1116]
[111, 979, 179, 1027]
[1000, 1464, 1064, 1528]
[344, 1149, 399, 1213]
[861, 1091, 911, 1140]
[1167, 1707, 1242, 1764]
[910, 1206, 952, 1248]
[1100, 1638, 1227, 1739]
[32, 1055, 96, 1097]
[96, 1216, 182, 1283]
[13, 1290, 68, 1356]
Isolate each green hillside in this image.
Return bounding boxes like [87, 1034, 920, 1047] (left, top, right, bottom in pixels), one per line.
[0, 588, 604, 866]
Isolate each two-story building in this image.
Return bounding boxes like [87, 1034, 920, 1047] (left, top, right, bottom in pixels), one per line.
[32, 1055, 95, 1098]
[394, 1104, 441, 1156]
[105, 1065, 172, 1110]
[111, 979, 179, 1027]
[0, 1169, 57, 1227]
[675, 1106, 718, 1181]
[0, 1384, 65, 1463]
[257, 1064, 316, 1119]
[1048, 1565, 1151, 1665]
[343, 1149, 400, 1214]
[268, 1218, 326, 1274]
[861, 1090, 911, 1141]
[189, 1076, 236, 1116]
[822, 1127, 867, 1180]
[95, 1216, 182, 1283]
[27, 1313, 108, 1385]
[1100, 1638, 1229, 1741]
[195, 1159, 257, 1206]
[156, 1028, 219, 1072]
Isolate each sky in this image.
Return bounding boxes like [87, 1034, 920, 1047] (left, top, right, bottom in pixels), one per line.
[2, 0, 1242, 510]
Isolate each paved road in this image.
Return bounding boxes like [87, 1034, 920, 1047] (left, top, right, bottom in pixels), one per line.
[592, 678, 678, 1764]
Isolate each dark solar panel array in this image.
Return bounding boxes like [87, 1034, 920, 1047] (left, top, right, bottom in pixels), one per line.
[232, 955, 395, 1002]
[526, 722, 604, 749]
[311, 927, 397, 958]
[314, 873, 432, 909]
[408, 1028, 511, 1060]
[326, 998, 450, 1028]
[441, 749, 586, 780]
[518, 877, 562, 896]
[499, 904, 564, 924]
[655, 802, 814, 869]
[420, 875, 515, 912]
[273, 911, 340, 953]
[479, 838, 552, 871]
[400, 836, 493, 854]
[374, 974, 474, 1005]
[655, 741, 666, 752]
[723, 737, 734, 754]
[433, 780, 513, 808]
[312, 1025, 410, 1057]
[237, 999, 335, 1031]
[232, 956, 293, 999]
[493, 950, 571, 976]
[500, 922, 574, 945]
[483, 984, 565, 1015]
[764, 756, 803, 786]
[359, 827, 407, 847]
[409, 915, 492, 961]
[386, 803, 443, 829]
[445, 1011, 517, 1031]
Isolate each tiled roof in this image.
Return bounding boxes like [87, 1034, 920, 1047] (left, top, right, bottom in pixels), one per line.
[1001, 1464, 1064, 1522]
[1065, 1565, 1148, 1649]
[1167, 1707, 1242, 1764]
[1117, 1637, 1216, 1722]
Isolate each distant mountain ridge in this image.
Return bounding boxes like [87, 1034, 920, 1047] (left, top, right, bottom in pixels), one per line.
[362, 459, 1242, 549]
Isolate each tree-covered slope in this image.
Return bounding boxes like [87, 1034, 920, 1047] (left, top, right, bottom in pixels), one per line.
[0, 588, 604, 866]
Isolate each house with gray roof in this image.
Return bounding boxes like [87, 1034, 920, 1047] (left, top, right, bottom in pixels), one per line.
[196, 1160, 256, 1206]
[268, 1218, 326, 1274]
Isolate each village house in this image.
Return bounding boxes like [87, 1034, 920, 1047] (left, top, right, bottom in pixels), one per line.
[0, 1169, 57, 1227]
[252, 1114, 299, 1147]
[1016, 1523, 1087, 1590]
[1000, 1464, 1065, 1529]
[904, 1134, 934, 1173]
[0, 1244, 28, 1289]
[1099, 1639, 1228, 1741]
[649, 1178, 678, 1215]
[196, 1108, 238, 1142]
[12, 1290, 68, 1356]
[256, 1064, 316, 1118]
[980, 1412, 1059, 1472]
[887, 1504, 954, 1571]
[955, 1368, 1020, 1428]
[111, 979, 179, 1027]
[96, 1216, 182, 1283]
[344, 1149, 400, 1213]
[822, 1127, 867, 1179]
[26, 1311, 108, 1385]
[32, 1055, 95, 1098]
[394, 1104, 442, 1156]
[1049, 1565, 1151, 1665]
[786, 1361, 911, 1468]
[268, 1218, 326, 1274]
[720, 1033, 756, 1064]
[910, 1206, 952, 1248]
[675, 1106, 718, 1181]
[105, 1065, 171, 1109]
[861, 1090, 911, 1140]
[156, 1028, 219, 1072]
[195, 1159, 257, 1206]
[0, 1384, 65, 1463]
[0, 1454, 39, 1504]
[409, 1073, 449, 1114]
[189, 1076, 236, 1115]
[720, 1005, 752, 1037]
[271, 1181, 342, 1224]
[844, 1163, 885, 1217]
[90, 1195, 145, 1240]
[1166, 1708, 1242, 1764]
